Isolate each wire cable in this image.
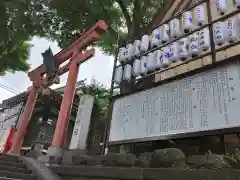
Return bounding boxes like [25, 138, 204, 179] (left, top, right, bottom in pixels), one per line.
[0, 84, 19, 95]
[0, 86, 17, 94]
[0, 84, 20, 93]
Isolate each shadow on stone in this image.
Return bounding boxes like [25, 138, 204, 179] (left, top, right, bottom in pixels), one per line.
[102, 153, 118, 167]
[136, 152, 153, 168]
[49, 155, 63, 165]
[72, 155, 89, 165]
[62, 149, 87, 165]
[86, 156, 104, 166]
[116, 154, 137, 167]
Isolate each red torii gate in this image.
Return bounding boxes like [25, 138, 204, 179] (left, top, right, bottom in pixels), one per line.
[10, 20, 108, 154]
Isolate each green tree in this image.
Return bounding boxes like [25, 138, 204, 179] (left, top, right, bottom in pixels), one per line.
[0, 0, 58, 75]
[48, 0, 165, 55]
[79, 78, 110, 121]
[0, 0, 166, 74]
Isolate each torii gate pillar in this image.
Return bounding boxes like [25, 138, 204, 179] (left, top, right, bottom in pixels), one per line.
[48, 56, 80, 157]
[9, 21, 108, 155]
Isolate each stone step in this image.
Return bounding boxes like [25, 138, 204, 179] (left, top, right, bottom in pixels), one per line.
[0, 165, 30, 174]
[0, 170, 36, 180]
[0, 160, 25, 169]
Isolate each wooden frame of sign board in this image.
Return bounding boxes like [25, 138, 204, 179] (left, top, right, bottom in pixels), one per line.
[109, 119, 240, 145]
[102, 0, 240, 152]
[108, 55, 240, 146]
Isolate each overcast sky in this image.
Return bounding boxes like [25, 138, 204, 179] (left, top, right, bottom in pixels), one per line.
[0, 37, 114, 103]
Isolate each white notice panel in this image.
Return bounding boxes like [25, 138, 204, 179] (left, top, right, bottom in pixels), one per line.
[69, 95, 94, 150]
[109, 62, 240, 143]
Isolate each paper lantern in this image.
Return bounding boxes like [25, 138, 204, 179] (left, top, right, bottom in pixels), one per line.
[182, 11, 193, 33]
[126, 43, 134, 61]
[161, 24, 170, 44]
[140, 35, 150, 53]
[118, 47, 127, 63]
[179, 37, 190, 61]
[233, 0, 240, 8]
[162, 46, 171, 67]
[123, 64, 132, 81]
[199, 28, 210, 52]
[140, 56, 148, 75]
[170, 18, 181, 39]
[226, 17, 240, 43]
[38, 117, 43, 124]
[194, 4, 206, 26]
[213, 21, 226, 46]
[114, 66, 123, 84]
[215, 0, 228, 15]
[133, 59, 141, 77]
[147, 53, 156, 72]
[169, 42, 180, 63]
[151, 27, 161, 47]
[189, 32, 200, 57]
[154, 50, 163, 70]
[132, 40, 141, 57]
[122, 46, 129, 63]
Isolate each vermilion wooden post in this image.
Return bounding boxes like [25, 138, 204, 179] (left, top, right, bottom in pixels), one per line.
[10, 86, 37, 154]
[52, 60, 79, 147]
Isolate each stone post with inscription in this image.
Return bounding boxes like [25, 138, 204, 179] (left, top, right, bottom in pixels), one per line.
[69, 94, 94, 150]
[62, 94, 94, 165]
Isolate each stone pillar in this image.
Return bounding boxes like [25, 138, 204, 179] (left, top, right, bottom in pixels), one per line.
[69, 94, 94, 150]
[61, 94, 94, 165]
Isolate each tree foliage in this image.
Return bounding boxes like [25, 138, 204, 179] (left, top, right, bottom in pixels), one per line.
[0, 0, 165, 74]
[0, 0, 59, 75]
[49, 0, 165, 55]
[78, 78, 109, 121]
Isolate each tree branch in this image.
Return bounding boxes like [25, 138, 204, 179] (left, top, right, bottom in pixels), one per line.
[116, 0, 132, 31]
[131, 0, 143, 37]
[147, 0, 174, 31]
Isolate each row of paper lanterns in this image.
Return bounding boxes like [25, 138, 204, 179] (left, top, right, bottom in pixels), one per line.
[118, 3, 206, 64]
[117, 0, 240, 64]
[114, 27, 210, 85]
[114, 15, 240, 85]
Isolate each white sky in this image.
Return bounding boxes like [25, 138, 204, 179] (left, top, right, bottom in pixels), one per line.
[0, 37, 114, 103]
